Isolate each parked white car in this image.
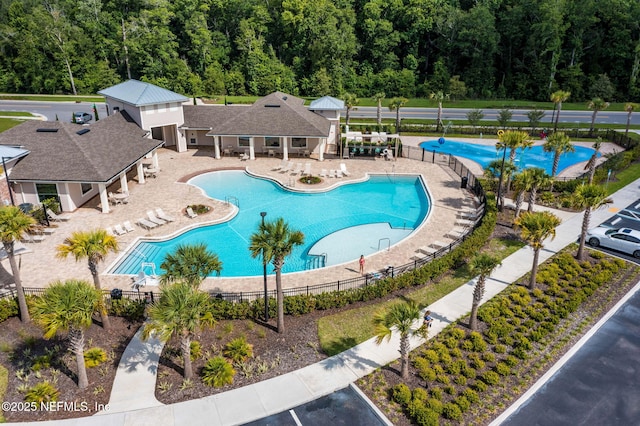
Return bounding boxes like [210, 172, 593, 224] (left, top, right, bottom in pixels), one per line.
[586, 227, 640, 258]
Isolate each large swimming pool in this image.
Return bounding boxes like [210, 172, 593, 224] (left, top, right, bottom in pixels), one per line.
[111, 171, 431, 277]
[419, 139, 597, 175]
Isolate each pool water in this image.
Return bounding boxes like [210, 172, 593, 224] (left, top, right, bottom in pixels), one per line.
[111, 171, 430, 277]
[419, 140, 597, 175]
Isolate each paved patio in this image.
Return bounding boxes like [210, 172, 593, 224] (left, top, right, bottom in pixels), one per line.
[0, 136, 603, 295]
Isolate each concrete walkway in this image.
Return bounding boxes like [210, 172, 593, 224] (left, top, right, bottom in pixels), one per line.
[10, 178, 640, 426]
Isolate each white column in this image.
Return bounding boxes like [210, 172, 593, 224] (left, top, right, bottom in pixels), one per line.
[119, 173, 129, 194]
[319, 138, 325, 161]
[98, 183, 110, 214]
[213, 136, 221, 159]
[137, 161, 146, 185]
[249, 137, 255, 160]
[175, 125, 187, 152]
[282, 136, 289, 161]
[152, 151, 159, 169]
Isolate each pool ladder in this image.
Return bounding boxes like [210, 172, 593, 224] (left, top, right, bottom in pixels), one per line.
[307, 253, 327, 270]
[225, 196, 239, 208]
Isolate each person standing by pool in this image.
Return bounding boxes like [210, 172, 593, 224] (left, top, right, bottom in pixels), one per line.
[359, 255, 365, 275]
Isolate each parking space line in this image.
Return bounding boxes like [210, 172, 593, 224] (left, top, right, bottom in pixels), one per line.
[289, 409, 303, 426]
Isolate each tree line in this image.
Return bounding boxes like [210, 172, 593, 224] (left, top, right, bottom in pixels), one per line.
[1, 0, 639, 102]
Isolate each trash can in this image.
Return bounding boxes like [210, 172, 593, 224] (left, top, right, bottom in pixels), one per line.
[461, 176, 468, 189]
[110, 288, 122, 300]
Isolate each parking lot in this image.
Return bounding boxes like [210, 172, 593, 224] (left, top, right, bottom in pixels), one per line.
[589, 199, 640, 264]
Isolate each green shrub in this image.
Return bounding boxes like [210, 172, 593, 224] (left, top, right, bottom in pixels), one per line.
[446, 359, 465, 375]
[201, 356, 235, 387]
[425, 397, 443, 414]
[462, 387, 479, 403]
[454, 375, 467, 386]
[504, 355, 519, 367]
[494, 362, 511, 376]
[442, 402, 463, 420]
[422, 349, 439, 363]
[419, 366, 437, 382]
[84, 348, 107, 368]
[444, 384, 456, 395]
[449, 328, 466, 339]
[482, 352, 495, 363]
[430, 387, 443, 400]
[410, 402, 440, 426]
[461, 365, 477, 379]
[449, 347, 462, 358]
[392, 383, 412, 405]
[444, 337, 459, 349]
[0, 297, 19, 323]
[109, 298, 145, 321]
[412, 387, 429, 403]
[472, 380, 488, 392]
[461, 340, 473, 351]
[481, 371, 500, 385]
[223, 336, 253, 363]
[494, 344, 506, 354]
[435, 374, 450, 384]
[190, 341, 202, 361]
[31, 355, 52, 371]
[512, 347, 529, 360]
[24, 381, 59, 404]
[455, 395, 471, 412]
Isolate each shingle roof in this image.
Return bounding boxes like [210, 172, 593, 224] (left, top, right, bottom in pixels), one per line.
[309, 96, 345, 110]
[98, 80, 189, 107]
[201, 92, 331, 137]
[0, 112, 163, 183]
[181, 105, 250, 130]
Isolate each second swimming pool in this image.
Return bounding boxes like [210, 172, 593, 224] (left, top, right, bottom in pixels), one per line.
[111, 171, 431, 277]
[419, 139, 597, 175]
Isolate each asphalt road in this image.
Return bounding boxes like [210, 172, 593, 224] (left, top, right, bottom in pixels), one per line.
[500, 288, 640, 426]
[0, 100, 637, 127]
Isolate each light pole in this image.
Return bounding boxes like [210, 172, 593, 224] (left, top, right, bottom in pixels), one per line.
[496, 144, 507, 212]
[260, 211, 268, 322]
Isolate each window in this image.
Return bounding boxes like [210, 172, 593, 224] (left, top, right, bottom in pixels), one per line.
[265, 137, 280, 147]
[36, 183, 59, 205]
[292, 137, 307, 148]
[81, 183, 92, 195]
[238, 137, 250, 147]
[190, 138, 197, 145]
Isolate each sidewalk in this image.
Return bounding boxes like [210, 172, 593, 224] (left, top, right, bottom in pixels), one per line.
[12, 178, 640, 426]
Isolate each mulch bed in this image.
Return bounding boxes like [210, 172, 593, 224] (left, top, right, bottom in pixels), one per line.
[0, 316, 141, 422]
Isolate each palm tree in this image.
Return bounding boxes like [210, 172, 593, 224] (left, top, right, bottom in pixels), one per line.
[543, 131, 575, 177]
[550, 90, 570, 131]
[484, 159, 517, 210]
[429, 91, 449, 132]
[625, 103, 638, 139]
[373, 299, 425, 379]
[249, 217, 304, 334]
[512, 171, 534, 218]
[573, 184, 612, 261]
[587, 98, 610, 133]
[343, 93, 359, 126]
[57, 229, 118, 330]
[32, 279, 100, 389]
[142, 282, 214, 380]
[498, 130, 533, 194]
[514, 211, 561, 290]
[0, 206, 35, 322]
[372, 92, 385, 126]
[469, 254, 502, 331]
[524, 167, 551, 213]
[160, 243, 222, 287]
[388, 97, 408, 132]
[584, 138, 602, 184]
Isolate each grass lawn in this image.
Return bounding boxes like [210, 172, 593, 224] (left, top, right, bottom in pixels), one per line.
[317, 237, 524, 356]
[0, 111, 35, 117]
[0, 118, 24, 132]
[0, 94, 103, 103]
[606, 162, 640, 194]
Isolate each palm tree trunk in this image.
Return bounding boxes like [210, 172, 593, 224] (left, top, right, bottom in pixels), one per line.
[528, 186, 538, 212]
[400, 334, 410, 379]
[552, 152, 560, 177]
[70, 328, 89, 389]
[470, 278, 485, 331]
[529, 248, 540, 290]
[554, 103, 562, 131]
[181, 333, 193, 380]
[514, 191, 524, 218]
[626, 112, 632, 138]
[590, 111, 597, 133]
[7, 249, 30, 322]
[275, 261, 285, 334]
[577, 208, 591, 261]
[436, 104, 442, 132]
[396, 109, 401, 131]
[89, 261, 111, 330]
[376, 101, 382, 126]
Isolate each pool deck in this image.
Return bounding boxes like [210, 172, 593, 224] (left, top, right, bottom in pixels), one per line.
[0, 136, 601, 295]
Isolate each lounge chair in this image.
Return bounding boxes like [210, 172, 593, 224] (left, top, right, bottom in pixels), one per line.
[335, 169, 343, 178]
[320, 169, 327, 178]
[290, 163, 303, 175]
[137, 218, 158, 230]
[240, 153, 250, 161]
[105, 226, 115, 236]
[386, 149, 394, 161]
[340, 163, 351, 176]
[280, 161, 294, 173]
[302, 162, 311, 176]
[113, 224, 127, 236]
[21, 233, 45, 243]
[155, 208, 175, 222]
[268, 149, 276, 157]
[46, 208, 70, 222]
[329, 169, 336, 178]
[147, 210, 166, 226]
[272, 159, 287, 171]
[186, 207, 198, 219]
[123, 221, 135, 233]
[132, 271, 160, 289]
